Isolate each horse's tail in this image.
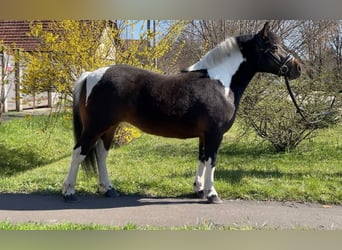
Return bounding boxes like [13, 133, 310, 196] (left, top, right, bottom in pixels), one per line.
[73, 72, 97, 174]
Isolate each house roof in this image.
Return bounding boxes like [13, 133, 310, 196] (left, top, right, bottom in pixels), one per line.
[0, 20, 118, 52]
[0, 20, 53, 51]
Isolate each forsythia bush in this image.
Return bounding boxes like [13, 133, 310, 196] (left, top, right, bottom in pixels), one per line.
[20, 20, 186, 146]
[113, 123, 142, 147]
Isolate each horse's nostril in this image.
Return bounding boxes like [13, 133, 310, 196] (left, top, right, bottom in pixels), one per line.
[297, 64, 301, 73]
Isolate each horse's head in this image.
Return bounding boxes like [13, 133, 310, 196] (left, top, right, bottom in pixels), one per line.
[255, 22, 301, 80]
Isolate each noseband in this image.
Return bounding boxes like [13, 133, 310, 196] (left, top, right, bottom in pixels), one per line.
[273, 53, 293, 76]
[265, 49, 293, 77]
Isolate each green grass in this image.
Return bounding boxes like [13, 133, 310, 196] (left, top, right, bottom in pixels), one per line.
[0, 220, 253, 230]
[0, 114, 341, 204]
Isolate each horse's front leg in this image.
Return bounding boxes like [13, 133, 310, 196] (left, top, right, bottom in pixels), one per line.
[193, 138, 206, 198]
[203, 133, 223, 204]
[95, 139, 119, 197]
[204, 157, 222, 204]
[194, 161, 206, 198]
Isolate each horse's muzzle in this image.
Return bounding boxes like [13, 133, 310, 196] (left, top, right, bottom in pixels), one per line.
[287, 60, 301, 80]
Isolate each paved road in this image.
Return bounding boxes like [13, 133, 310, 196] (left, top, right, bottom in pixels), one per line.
[0, 193, 341, 229]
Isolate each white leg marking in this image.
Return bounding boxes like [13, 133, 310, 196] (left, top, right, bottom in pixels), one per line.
[62, 146, 85, 196]
[96, 139, 113, 193]
[204, 158, 218, 197]
[194, 161, 206, 192]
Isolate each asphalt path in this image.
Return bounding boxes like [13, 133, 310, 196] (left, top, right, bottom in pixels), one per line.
[0, 193, 341, 229]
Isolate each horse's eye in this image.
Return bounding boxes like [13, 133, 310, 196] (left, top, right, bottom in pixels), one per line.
[271, 45, 278, 52]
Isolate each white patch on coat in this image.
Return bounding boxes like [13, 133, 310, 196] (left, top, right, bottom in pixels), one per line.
[194, 161, 206, 192]
[225, 87, 230, 97]
[74, 71, 91, 106]
[85, 66, 110, 104]
[187, 37, 245, 89]
[204, 158, 218, 197]
[62, 146, 86, 196]
[95, 139, 113, 193]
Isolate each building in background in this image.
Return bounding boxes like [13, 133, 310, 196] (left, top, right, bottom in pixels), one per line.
[0, 20, 57, 112]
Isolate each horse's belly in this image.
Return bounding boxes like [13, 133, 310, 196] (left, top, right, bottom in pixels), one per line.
[128, 118, 201, 139]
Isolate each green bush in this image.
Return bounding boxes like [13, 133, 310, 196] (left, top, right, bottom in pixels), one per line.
[239, 75, 341, 152]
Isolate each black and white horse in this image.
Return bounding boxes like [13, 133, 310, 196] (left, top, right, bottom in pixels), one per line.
[62, 22, 301, 203]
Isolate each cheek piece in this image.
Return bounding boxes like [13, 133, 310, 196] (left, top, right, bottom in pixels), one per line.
[277, 54, 293, 76]
[266, 51, 293, 76]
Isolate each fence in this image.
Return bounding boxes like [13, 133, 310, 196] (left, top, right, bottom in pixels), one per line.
[5, 86, 58, 111]
[1, 52, 59, 112]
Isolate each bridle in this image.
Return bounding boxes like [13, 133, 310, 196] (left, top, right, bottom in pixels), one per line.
[266, 47, 308, 121]
[262, 45, 309, 122]
[263, 47, 294, 77]
[275, 54, 293, 77]
[256, 34, 294, 77]
[258, 38, 337, 127]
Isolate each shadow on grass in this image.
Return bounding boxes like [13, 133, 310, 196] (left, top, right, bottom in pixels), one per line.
[0, 144, 69, 177]
[0, 113, 73, 177]
[126, 137, 198, 158]
[215, 168, 342, 185]
[220, 140, 276, 157]
[215, 168, 282, 184]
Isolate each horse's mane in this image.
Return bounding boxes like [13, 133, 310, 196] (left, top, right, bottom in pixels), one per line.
[186, 37, 241, 71]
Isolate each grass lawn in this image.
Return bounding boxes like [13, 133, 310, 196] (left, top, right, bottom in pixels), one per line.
[0, 220, 252, 230]
[0, 113, 341, 204]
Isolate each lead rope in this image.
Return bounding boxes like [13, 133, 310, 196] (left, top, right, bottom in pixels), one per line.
[284, 76, 339, 127]
[284, 75, 308, 123]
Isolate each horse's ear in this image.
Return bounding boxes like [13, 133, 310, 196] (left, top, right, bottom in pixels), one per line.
[260, 22, 270, 39]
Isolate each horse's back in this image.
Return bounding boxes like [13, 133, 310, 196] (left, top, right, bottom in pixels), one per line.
[102, 64, 228, 112]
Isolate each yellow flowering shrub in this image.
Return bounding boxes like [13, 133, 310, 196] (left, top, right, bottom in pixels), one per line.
[113, 123, 142, 147]
[20, 20, 186, 145]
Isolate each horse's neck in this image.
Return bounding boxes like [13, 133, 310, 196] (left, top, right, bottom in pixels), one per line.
[229, 63, 256, 108]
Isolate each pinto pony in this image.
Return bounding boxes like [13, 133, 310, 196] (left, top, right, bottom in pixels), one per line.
[63, 22, 301, 203]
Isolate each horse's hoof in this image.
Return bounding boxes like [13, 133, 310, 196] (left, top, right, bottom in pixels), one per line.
[104, 188, 120, 198]
[196, 190, 205, 199]
[63, 194, 79, 203]
[207, 195, 223, 204]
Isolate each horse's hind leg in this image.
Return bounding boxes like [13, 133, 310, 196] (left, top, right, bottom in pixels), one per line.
[62, 146, 86, 201]
[96, 127, 119, 197]
[62, 131, 99, 201]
